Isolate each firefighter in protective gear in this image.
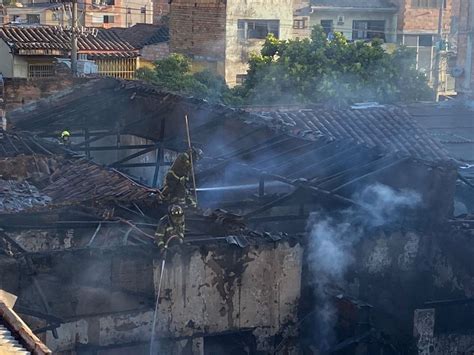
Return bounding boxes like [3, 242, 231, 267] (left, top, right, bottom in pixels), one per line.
[60, 130, 71, 145]
[161, 148, 203, 207]
[155, 205, 185, 249]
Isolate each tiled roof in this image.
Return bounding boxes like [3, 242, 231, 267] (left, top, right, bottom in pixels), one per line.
[0, 25, 139, 58]
[42, 158, 161, 205]
[257, 107, 450, 162]
[310, 0, 397, 9]
[108, 24, 169, 48]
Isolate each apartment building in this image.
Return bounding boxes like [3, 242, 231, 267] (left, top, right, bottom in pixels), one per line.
[2, 0, 153, 28]
[169, 0, 293, 86]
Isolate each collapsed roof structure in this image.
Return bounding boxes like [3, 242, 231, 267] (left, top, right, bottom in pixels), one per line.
[1, 77, 473, 354]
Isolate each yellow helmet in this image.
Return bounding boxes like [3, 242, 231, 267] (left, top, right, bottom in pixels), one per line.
[61, 130, 70, 138]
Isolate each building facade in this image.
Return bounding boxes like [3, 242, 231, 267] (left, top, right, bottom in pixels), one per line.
[0, 26, 139, 79]
[308, 0, 399, 43]
[83, 0, 153, 29]
[452, 0, 474, 98]
[170, 0, 293, 86]
[4, 3, 69, 26]
[3, 0, 153, 28]
[394, 0, 455, 93]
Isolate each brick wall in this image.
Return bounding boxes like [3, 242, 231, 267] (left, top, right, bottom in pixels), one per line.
[169, 0, 226, 60]
[3, 64, 89, 111]
[395, 0, 453, 33]
[140, 42, 170, 62]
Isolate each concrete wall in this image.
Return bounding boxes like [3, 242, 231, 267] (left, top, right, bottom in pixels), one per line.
[153, 242, 303, 349]
[309, 10, 397, 43]
[414, 308, 474, 354]
[153, 0, 169, 25]
[225, 0, 293, 86]
[2, 241, 303, 354]
[0, 40, 13, 78]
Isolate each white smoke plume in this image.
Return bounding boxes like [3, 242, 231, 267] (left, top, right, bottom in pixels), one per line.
[306, 183, 421, 350]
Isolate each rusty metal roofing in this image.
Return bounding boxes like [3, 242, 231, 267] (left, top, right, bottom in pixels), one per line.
[0, 25, 139, 58]
[257, 107, 450, 163]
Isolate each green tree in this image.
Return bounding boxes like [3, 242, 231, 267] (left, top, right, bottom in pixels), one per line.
[136, 54, 241, 105]
[239, 26, 432, 105]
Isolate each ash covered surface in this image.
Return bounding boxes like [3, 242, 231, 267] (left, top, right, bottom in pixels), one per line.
[0, 180, 51, 212]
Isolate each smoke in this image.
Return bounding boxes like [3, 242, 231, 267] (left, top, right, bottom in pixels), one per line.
[306, 183, 421, 350]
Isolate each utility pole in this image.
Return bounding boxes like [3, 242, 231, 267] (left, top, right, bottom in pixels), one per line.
[71, 0, 78, 76]
[433, 0, 444, 102]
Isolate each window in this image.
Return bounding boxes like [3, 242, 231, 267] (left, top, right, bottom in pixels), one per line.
[103, 15, 114, 23]
[91, 15, 104, 24]
[26, 14, 40, 24]
[352, 20, 385, 41]
[237, 20, 279, 40]
[411, 0, 444, 8]
[419, 35, 433, 47]
[236, 74, 247, 85]
[320, 20, 333, 35]
[105, 0, 115, 5]
[28, 64, 54, 78]
[293, 18, 307, 29]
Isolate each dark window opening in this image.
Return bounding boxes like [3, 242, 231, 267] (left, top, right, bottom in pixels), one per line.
[419, 34, 433, 47]
[320, 19, 333, 35]
[103, 15, 114, 23]
[352, 20, 385, 41]
[293, 18, 307, 29]
[26, 14, 40, 24]
[411, 0, 444, 8]
[237, 19, 279, 40]
[204, 331, 257, 355]
[236, 74, 247, 85]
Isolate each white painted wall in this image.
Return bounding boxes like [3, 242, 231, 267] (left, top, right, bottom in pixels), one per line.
[310, 10, 398, 43]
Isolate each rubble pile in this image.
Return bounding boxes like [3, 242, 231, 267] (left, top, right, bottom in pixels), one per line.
[0, 179, 51, 212]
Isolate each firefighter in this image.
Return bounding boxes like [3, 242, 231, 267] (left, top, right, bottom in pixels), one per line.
[60, 130, 71, 145]
[155, 204, 185, 249]
[161, 148, 203, 207]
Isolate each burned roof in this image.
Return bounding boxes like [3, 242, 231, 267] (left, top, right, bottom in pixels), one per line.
[257, 107, 450, 162]
[0, 132, 161, 210]
[7, 78, 450, 163]
[0, 25, 138, 58]
[310, 0, 397, 9]
[108, 24, 169, 49]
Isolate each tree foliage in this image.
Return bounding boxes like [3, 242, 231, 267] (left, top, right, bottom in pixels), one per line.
[136, 54, 240, 105]
[239, 26, 432, 105]
[137, 28, 432, 106]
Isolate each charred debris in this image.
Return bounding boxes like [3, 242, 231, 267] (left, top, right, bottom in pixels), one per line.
[0, 77, 472, 354]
